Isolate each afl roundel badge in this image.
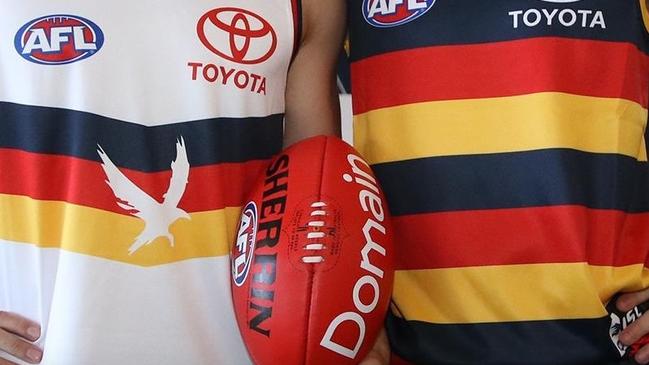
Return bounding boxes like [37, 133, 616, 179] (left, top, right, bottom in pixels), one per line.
[232, 201, 259, 287]
[363, 0, 436, 28]
[14, 14, 104, 65]
[197, 7, 277, 65]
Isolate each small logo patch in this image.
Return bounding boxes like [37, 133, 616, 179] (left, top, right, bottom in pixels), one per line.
[15, 14, 104, 65]
[232, 202, 258, 287]
[538, 0, 581, 3]
[363, 0, 436, 28]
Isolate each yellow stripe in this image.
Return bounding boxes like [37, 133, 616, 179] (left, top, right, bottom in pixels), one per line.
[354, 92, 648, 164]
[589, 264, 649, 301]
[0, 194, 241, 266]
[392, 263, 649, 324]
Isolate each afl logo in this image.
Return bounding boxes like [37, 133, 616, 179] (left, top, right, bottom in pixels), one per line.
[232, 202, 259, 287]
[363, 0, 436, 28]
[197, 8, 277, 65]
[14, 14, 103, 65]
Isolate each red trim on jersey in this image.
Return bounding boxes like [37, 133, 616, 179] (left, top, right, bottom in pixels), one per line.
[0, 148, 269, 215]
[391, 205, 649, 270]
[351, 37, 649, 114]
[290, 0, 302, 61]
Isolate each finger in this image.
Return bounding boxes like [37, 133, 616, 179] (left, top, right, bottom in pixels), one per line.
[360, 330, 390, 365]
[0, 312, 40, 341]
[375, 329, 390, 360]
[359, 355, 383, 365]
[617, 291, 649, 312]
[0, 328, 42, 364]
[635, 344, 649, 364]
[620, 313, 649, 346]
[360, 349, 389, 365]
[0, 357, 18, 365]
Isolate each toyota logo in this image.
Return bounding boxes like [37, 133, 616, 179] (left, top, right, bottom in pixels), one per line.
[197, 7, 277, 65]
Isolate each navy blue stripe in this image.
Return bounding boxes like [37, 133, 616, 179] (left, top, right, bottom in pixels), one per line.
[0, 102, 284, 172]
[372, 149, 649, 215]
[349, 0, 649, 61]
[386, 312, 624, 365]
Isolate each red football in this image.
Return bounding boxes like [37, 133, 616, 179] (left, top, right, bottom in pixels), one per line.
[230, 135, 394, 365]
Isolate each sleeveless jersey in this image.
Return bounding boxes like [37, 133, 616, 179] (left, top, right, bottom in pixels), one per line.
[349, 1, 649, 364]
[0, 0, 298, 364]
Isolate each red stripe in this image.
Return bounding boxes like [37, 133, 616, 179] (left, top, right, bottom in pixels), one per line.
[351, 37, 649, 114]
[0, 148, 269, 214]
[392, 205, 649, 270]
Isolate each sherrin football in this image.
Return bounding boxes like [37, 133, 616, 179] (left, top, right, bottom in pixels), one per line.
[230, 135, 394, 365]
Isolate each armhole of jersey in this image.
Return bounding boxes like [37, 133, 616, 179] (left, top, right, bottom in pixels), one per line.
[290, 0, 302, 62]
[639, 134, 648, 162]
[639, 0, 649, 34]
[643, 123, 649, 162]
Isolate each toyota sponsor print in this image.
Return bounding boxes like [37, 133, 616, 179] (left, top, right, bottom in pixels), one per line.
[509, 0, 606, 29]
[189, 7, 277, 95]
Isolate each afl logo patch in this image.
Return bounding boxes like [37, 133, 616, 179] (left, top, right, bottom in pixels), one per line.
[197, 7, 277, 65]
[14, 14, 104, 65]
[232, 202, 259, 287]
[363, 0, 436, 28]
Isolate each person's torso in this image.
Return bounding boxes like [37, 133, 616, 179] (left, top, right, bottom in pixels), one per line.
[348, 1, 649, 364]
[0, 0, 297, 364]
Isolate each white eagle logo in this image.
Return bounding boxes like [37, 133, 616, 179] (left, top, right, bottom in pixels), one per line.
[98, 137, 191, 255]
